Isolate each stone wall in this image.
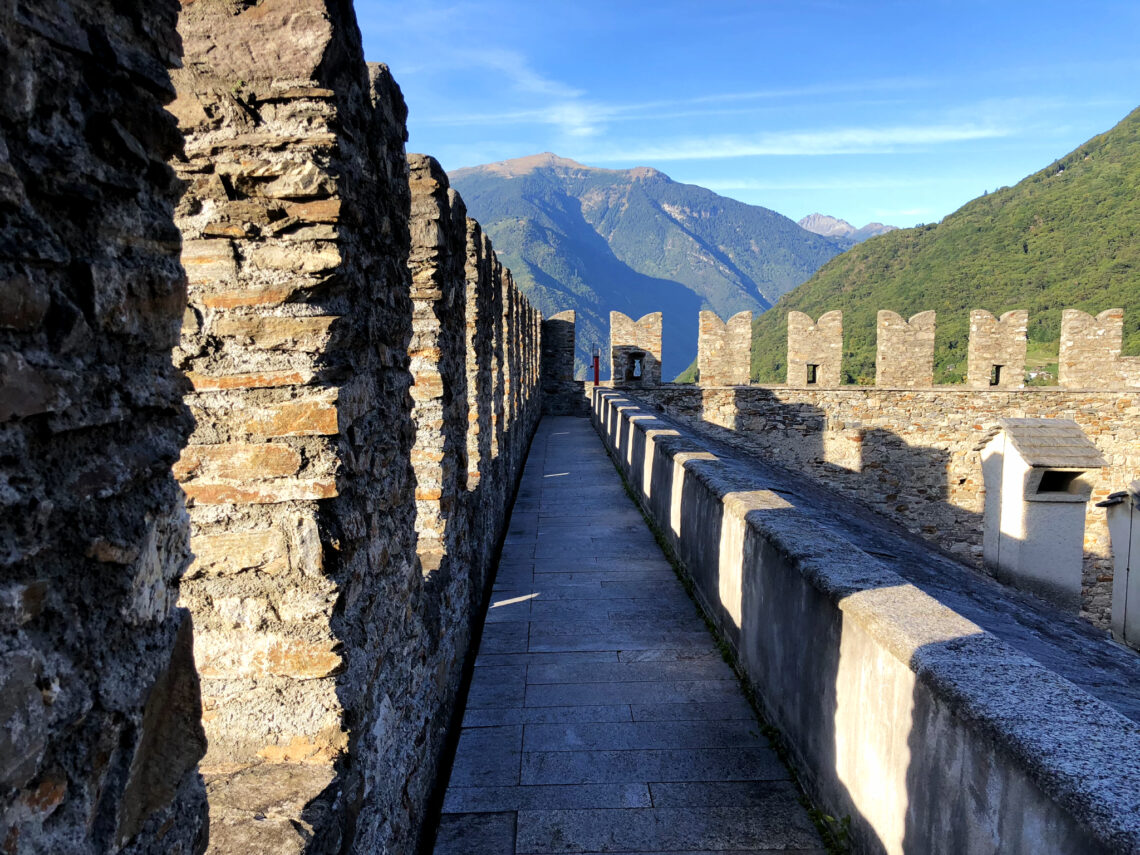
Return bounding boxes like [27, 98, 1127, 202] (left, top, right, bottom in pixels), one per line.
[1060, 308, 1140, 389]
[697, 310, 752, 386]
[634, 385, 1140, 627]
[542, 310, 587, 414]
[592, 389, 1140, 855]
[786, 310, 842, 387]
[169, 2, 542, 852]
[610, 310, 662, 387]
[967, 310, 1027, 389]
[876, 310, 935, 387]
[0, 2, 209, 853]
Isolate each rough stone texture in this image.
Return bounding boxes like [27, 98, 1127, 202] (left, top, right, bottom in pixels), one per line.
[542, 310, 587, 414]
[634, 385, 1140, 628]
[697, 310, 752, 386]
[593, 389, 1140, 855]
[876, 310, 935, 387]
[408, 156, 468, 570]
[1059, 308, 1140, 389]
[610, 311, 662, 387]
[786, 310, 842, 387]
[967, 310, 1028, 388]
[0, 2, 208, 852]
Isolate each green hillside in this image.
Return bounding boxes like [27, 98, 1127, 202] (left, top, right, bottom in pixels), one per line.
[751, 106, 1140, 384]
[449, 154, 844, 379]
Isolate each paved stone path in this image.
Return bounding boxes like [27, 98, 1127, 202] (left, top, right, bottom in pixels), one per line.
[433, 416, 825, 854]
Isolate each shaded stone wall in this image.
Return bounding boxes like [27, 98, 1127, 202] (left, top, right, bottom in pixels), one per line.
[786, 310, 842, 387]
[635, 386, 1140, 627]
[1060, 308, 1140, 389]
[542, 310, 587, 414]
[876, 310, 935, 387]
[610, 311, 662, 386]
[967, 310, 1028, 388]
[171, 0, 421, 846]
[697, 310, 752, 386]
[0, 2, 209, 853]
[408, 156, 467, 573]
[169, 2, 542, 852]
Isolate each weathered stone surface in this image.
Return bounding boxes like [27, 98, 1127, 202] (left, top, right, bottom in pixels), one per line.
[0, 0, 206, 851]
[968, 309, 1028, 388]
[636, 384, 1140, 627]
[786, 310, 842, 387]
[610, 311, 662, 387]
[1059, 308, 1140, 389]
[172, 5, 542, 853]
[542, 310, 586, 414]
[877, 309, 936, 387]
[697, 310, 752, 386]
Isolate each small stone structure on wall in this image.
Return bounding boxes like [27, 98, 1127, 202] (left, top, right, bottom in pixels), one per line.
[697, 310, 752, 386]
[542, 310, 587, 413]
[610, 311, 663, 387]
[967, 310, 1028, 388]
[1060, 308, 1140, 389]
[786, 310, 842, 387]
[876, 310, 936, 387]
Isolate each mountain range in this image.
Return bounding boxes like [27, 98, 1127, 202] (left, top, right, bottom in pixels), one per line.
[449, 154, 846, 377]
[797, 214, 897, 248]
[750, 105, 1140, 384]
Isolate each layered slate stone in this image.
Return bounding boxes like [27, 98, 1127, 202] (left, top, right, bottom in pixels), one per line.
[1060, 308, 1140, 389]
[967, 310, 1028, 388]
[541, 310, 586, 414]
[876, 310, 935, 387]
[610, 311, 663, 387]
[698, 310, 753, 386]
[786, 310, 842, 387]
[0, 1, 207, 851]
[433, 418, 823, 854]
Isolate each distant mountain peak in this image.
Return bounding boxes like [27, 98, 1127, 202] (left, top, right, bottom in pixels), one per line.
[798, 213, 898, 245]
[451, 152, 593, 179]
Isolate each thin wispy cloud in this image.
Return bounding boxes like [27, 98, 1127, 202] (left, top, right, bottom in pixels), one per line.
[585, 123, 1012, 162]
[696, 177, 936, 192]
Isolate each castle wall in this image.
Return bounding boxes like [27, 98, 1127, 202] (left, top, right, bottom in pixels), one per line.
[0, 2, 209, 852]
[876, 310, 935, 387]
[610, 311, 662, 387]
[1059, 308, 1140, 389]
[786, 310, 842, 386]
[635, 385, 1140, 626]
[967, 310, 1028, 388]
[697, 310, 752, 386]
[592, 389, 1140, 855]
[542, 310, 587, 413]
[169, 3, 540, 851]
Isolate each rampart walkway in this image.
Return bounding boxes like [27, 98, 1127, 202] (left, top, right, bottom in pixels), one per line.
[433, 416, 825, 854]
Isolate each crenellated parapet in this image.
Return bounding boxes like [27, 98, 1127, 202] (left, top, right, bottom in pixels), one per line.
[698, 310, 753, 386]
[968, 310, 1028, 388]
[876, 310, 936, 387]
[610, 311, 663, 386]
[1060, 309, 1140, 389]
[787, 310, 843, 386]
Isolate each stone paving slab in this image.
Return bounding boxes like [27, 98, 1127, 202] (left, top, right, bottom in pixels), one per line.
[433, 416, 823, 854]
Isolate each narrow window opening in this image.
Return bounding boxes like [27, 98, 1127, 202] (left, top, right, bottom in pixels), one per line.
[625, 351, 646, 381]
[806, 364, 818, 385]
[989, 364, 1002, 386]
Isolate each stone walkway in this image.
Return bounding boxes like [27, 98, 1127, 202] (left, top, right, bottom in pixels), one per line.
[433, 416, 824, 854]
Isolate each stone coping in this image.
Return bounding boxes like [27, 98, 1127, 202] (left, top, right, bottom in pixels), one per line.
[594, 389, 1140, 852]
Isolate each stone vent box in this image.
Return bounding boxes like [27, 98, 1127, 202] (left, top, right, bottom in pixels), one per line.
[981, 418, 1106, 610]
[1098, 480, 1140, 649]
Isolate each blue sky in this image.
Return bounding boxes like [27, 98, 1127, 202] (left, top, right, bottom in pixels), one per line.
[358, 1, 1140, 228]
